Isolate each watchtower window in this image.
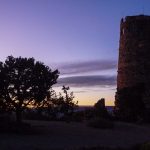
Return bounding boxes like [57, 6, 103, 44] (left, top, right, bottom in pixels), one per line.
[121, 28, 125, 35]
[122, 28, 124, 35]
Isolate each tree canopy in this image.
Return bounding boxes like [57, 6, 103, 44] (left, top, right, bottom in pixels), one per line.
[0, 56, 59, 123]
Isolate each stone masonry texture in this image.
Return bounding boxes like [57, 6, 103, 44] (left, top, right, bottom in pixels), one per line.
[117, 15, 150, 109]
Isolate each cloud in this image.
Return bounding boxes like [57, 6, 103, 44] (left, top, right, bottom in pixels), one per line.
[57, 60, 117, 75]
[56, 75, 116, 87]
[52, 60, 117, 88]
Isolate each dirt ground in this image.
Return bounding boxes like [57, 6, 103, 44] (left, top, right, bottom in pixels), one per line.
[0, 120, 150, 150]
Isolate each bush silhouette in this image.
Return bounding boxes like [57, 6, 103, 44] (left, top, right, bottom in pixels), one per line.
[114, 84, 145, 122]
[36, 86, 78, 121]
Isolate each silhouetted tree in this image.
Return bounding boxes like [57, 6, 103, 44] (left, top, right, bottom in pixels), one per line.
[58, 86, 78, 118]
[36, 86, 78, 121]
[36, 88, 58, 119]
[114, 84, 145, 122]
[0, 56, 59, 123]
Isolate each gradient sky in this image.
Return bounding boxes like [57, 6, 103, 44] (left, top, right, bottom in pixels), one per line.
[0, 0, 150, 106]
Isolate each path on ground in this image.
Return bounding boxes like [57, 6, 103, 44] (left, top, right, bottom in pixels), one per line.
[0, 120, 150, 150]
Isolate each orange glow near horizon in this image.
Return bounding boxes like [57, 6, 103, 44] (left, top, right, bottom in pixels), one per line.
[53, 86, 115, 106]
[74, 90, 115, 106]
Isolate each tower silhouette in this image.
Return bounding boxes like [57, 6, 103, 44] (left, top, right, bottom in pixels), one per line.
[115, 15, 150, 120]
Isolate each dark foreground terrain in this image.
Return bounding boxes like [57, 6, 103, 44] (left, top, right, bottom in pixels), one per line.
[0, 120, 150, 150]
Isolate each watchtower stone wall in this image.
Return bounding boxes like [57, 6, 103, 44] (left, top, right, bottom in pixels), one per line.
[117, 15, 150, 110]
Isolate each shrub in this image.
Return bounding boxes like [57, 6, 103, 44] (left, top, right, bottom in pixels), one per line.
[71, 111, 85, 122]
[114, 84, 145, 122]
[87, 117, 114, 129]
[140, 142, 150, 150]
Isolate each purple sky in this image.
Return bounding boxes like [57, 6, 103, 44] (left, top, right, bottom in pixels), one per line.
[0, 0, 150, 105]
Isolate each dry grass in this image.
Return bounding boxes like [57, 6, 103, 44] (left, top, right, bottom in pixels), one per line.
[0, 120, 150, 150]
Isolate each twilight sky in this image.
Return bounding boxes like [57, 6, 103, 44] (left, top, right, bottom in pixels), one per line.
[0, 0, 150, 106]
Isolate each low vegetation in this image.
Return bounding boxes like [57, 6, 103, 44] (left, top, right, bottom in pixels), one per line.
[114, 84, 148, 122]
[87, 117, 114, 129]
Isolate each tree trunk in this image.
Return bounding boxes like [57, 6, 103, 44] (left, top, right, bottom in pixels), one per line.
[16, 109, 22, 124]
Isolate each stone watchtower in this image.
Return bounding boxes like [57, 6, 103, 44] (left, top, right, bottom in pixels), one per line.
[115, 15, 150, 119]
